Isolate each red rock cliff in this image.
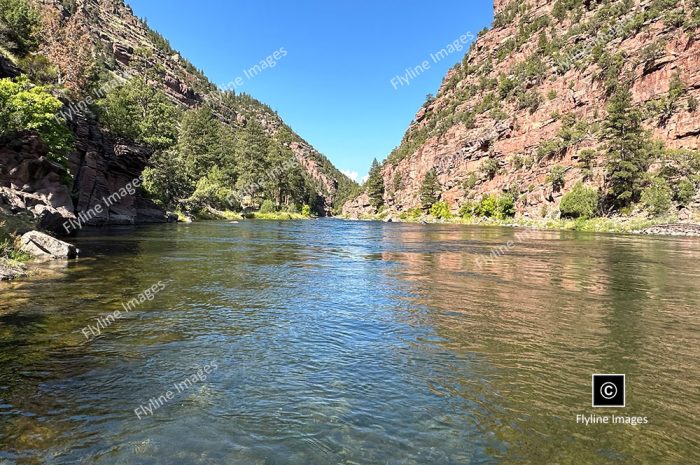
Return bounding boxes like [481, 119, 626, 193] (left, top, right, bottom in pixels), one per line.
[344, 0, 700, 218]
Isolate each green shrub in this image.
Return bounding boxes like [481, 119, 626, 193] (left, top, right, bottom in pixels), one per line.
[511, 156, 525, 170]
[260, 199, 276, 214]
[546, 165, 566, 191]
[0, 235, 31, 263]
[481, 158, 500, 179]
[516, 89, 542, 114]
[463, 173, 478, 190]
[184, 166, 235, 212]
[472, 193, 515, 219]
[459, 200, 476, 218]
[461, 111, 476, 129]
[17, 54, 57, 84]
[429, 201, 452, 219]
[674, 178, 696, 205]
[301, 204, 312, 217]
[559, 182, 599, 219]
[0, 77, 73, 168]
[537, 138, 565, 160]
[640, 179, 672, 216]
[399, 207, 423, 221]
[495, 194, 516, 219]
[475, 194, 498, 217]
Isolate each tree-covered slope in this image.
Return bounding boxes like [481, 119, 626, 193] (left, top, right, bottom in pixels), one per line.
[1, 0, 358, 225]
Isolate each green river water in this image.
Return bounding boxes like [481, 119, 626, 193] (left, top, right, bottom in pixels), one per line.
[0, 220, 698, 464]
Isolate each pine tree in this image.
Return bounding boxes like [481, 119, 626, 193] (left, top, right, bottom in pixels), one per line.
[98, 76, 180, 150]
[265, 139, 304, 207]
[141, 148, 190, 208]
[420, 169, 440, 210]
[604, 86, 651, 209]
[235, 119, 272, 205]
[178, 105, 224, 181]
[366, 158, 385, 209]
[0, 0, 40, 56]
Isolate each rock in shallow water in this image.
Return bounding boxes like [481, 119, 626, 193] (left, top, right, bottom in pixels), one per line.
[638, 224, 700, 237]
[19, 231, 79, 259]
[0, 258, 27, 281]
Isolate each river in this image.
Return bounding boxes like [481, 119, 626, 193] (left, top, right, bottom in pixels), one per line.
[1, 220, 698, 464]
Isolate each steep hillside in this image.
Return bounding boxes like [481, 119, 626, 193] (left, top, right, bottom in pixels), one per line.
[344, 0, 700, 222]
[1, 0, 356, 233]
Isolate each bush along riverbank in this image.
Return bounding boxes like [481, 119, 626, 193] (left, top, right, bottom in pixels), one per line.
[0, 236, 31, 281]
[341, 196, 700, 236]
[177, 201, 314, 222]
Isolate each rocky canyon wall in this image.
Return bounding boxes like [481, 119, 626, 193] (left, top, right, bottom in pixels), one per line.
[344, 0, 700, 218]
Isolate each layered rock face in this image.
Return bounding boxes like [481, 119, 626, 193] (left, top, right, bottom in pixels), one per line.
[344, 0, 700, 218]
[0, 134, 76, 234]
[67, 116, 169, 226]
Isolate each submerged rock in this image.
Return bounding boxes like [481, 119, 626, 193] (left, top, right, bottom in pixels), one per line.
[19, 231, 79, 259]
[0, 258, 27, 281]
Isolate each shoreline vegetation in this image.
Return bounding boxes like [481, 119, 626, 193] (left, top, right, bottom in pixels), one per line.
[175, 203, 314, 222]
[339, 211, 700, 236]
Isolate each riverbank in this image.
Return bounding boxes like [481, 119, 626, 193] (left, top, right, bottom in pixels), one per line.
[340, 212, 700, 236]
[178, 208, 313, 222]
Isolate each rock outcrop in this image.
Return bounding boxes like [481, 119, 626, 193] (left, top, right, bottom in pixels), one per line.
[19, 230, 79, 259]
[0, 55, 20, 79]
[0, 133, 77, 234]
[67, 116, 170, 226]
[344, 0, 700, 219]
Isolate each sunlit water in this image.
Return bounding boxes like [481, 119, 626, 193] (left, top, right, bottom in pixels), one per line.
[1, 220, 699, 464]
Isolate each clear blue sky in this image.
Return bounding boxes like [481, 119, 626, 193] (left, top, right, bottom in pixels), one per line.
[127, 0, 494, 182]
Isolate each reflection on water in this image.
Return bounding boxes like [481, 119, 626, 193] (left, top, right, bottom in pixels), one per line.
[0, 220, 698, 464]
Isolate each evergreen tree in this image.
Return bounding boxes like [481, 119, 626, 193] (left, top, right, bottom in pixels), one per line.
[216, 123, 238, 182]
[141, 148, 190, 208]
[0, 0, 40, 56]
[98, 76, 180, 150]
[177, 105, 225, 181]
[265, 140, 306, 208]
[603, 86, 651, 209]
[366, 158, 385, 209]
[420, 169, 440, 210]
[235, 119, 272, 206]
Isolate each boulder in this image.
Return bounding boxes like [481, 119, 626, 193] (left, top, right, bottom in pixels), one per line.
[0, 259, 27, 281]
[19, 231, 79, 260]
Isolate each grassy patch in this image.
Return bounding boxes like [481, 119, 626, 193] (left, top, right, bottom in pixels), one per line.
[0, 236, 31, 264]
[250, 212, 311, 220]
